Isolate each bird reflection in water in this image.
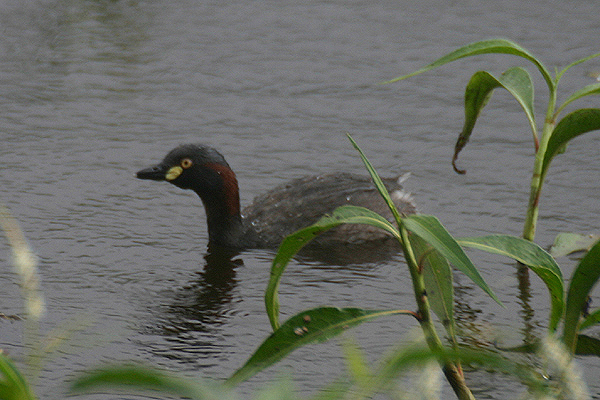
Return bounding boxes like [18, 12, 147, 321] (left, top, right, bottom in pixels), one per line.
[139, 248, 242, 365]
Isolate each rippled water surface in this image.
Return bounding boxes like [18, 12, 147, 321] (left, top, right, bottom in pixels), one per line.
[1, 0, 599, 398]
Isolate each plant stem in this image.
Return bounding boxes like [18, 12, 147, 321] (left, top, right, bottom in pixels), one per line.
[522, 86, 557, 241]
[399, 225, 476, 400]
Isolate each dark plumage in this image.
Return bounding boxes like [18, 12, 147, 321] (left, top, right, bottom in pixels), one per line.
[136, 144, 416, 250]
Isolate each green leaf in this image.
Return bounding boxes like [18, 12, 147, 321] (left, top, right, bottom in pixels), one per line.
[341, 337, 372, 388]
[579, 308, 600, 332]
[402, 215, 502, 305]
[496, 341, 539, 354]
[253, 378, 298, 400]
[563, 239, 600, 352]
[458, 235, 564, 332]
[0, 353, 36, 400]
[410, 235, 456, 340]
[384, 38, 553, 91]
[359, 343, 544, 398]
[452, 71, 497, 174]
[541, 108, 600, 183]
[347, 134, 403, 224]
[550, 232, 600, 257]
[310, 378, 353, 400]
[71, 365, 226, 400]
[556, 52, 600, 82]
[498, 334, 600, 357]
[453, 67, 536, 174]
[265, 206, 400, 330]
[574, 334, 600, 357]
[227, 307, 413, 386]
[346, 344, 437, 399]
[555, 82, 600, 117]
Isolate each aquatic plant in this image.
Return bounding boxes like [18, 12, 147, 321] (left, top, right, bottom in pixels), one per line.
[218, 40, 600, 398]
[385, 39, 600, 243]
[70, 134, 600, 399]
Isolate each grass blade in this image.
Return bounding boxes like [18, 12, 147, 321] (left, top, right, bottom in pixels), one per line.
[458, 235, 564, 331]
[403, 215, 501, 305]
[563, 239, 600, 352]
[227, 307, 414, 386]
[265, 206, 400, 330]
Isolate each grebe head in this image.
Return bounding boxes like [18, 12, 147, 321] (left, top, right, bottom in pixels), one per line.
[137, 144, 243, 249]
[136, 144, 232, 189]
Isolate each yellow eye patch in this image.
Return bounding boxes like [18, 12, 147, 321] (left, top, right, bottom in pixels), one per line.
[165, 166, 183, 181]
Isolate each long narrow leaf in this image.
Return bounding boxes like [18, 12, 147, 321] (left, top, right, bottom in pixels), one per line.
[563, 239, 600, 352]
[498, 334, 600, 358]
[541, 108, 600, 182]
[556, 52, 600, 82]
[227, 307, 414, 386]
[384, 38, 553, 91]
[452, 71, 498, 174]
[0, 353, 36, 400]
[311, 377, 353, 400]
[579, 308, 600, 332]
[341, 337, 372, 388]
[574, 334, 600, 357]
[555, 82, 600, 117]
[347, 134, 403, 224]
[453, 67, 536, 173]
[71, 365, 225, 400]
[265, 206, 400, 330]
[458, 235, 563, 331]
[410, 235, 456, 340]
[403, 215, 502, 305]
[356, 343, 545, 399]
[550, 232, 600, 257]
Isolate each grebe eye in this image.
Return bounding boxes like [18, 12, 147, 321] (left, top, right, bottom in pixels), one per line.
[181, 158, 193, 169]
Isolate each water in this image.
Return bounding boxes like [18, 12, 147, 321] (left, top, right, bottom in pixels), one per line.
[1, 0, 599, 398]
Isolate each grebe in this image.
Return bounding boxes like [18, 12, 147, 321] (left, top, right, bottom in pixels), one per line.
[136, 144, 415, 250]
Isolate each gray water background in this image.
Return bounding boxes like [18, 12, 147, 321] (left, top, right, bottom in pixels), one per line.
[1, 0, 599, 398]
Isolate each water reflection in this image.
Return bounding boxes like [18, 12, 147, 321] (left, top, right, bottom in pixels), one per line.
[516, 265, 536, 346]
[453, 276, 487, 348]
[296, 240, 404, 265]
[140, 249, 242, 364]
